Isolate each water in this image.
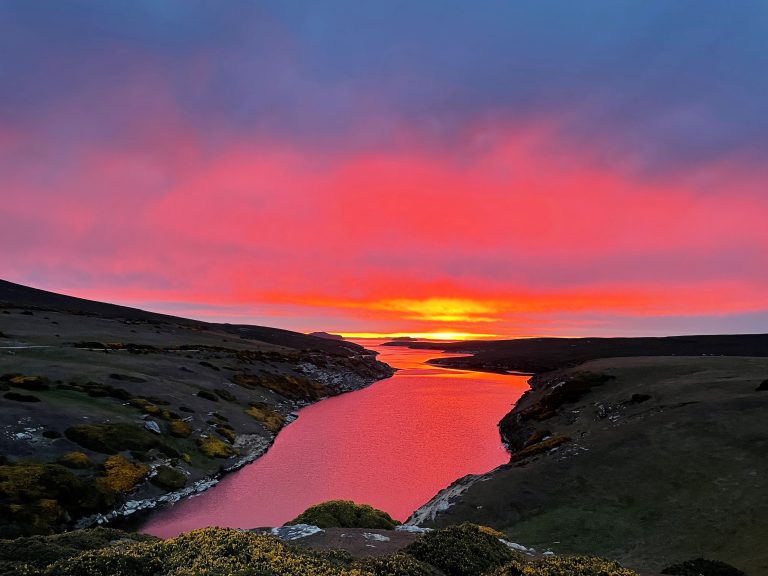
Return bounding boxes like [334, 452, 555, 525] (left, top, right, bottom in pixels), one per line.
[141, 341, 528, 537]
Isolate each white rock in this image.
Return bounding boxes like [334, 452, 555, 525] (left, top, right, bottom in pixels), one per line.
[270, 524, 324, 540]
[395, 525, 433, 533]
[363, 532, 391, 542]
[144, 420, 161, 434]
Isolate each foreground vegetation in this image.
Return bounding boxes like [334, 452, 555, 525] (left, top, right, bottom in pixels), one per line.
[1, 524, 646, 576]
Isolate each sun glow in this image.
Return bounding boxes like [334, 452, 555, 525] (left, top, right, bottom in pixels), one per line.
[368, 298, 501, 323]
[337, 331, 500, 341]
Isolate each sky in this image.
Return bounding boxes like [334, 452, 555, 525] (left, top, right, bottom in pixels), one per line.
[2, 1, 768, 339]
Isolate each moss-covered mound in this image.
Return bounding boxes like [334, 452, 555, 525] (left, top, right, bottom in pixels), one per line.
[403, 523, 519, 576]
[150, 466, 187, 491]
[489, 555, 639, 576]
[286, 500, 400, 529]
[64, 423, 168, 455]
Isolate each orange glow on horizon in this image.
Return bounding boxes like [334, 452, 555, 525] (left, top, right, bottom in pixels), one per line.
[338, 331, 501, 341]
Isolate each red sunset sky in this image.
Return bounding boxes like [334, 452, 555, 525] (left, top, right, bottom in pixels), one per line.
[2, 2, 767, 339]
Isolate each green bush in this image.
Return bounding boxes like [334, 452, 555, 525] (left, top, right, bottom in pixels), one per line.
[97, 455, 148, 496]
[286, 500, 400, 529]
[64, 423, 176, 457]
[150, 466, 187, 491]
[403, 523, 518, 576]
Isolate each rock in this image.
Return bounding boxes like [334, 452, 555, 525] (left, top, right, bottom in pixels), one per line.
[144, 420, 161, 434]
[270, 524, 324, 540]
[395, 525, 433, 534]
[363, 532, 391, 541]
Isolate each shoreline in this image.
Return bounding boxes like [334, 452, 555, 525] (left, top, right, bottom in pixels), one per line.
[76, 363, 396, 533]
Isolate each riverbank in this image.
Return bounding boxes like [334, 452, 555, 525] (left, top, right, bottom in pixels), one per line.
[408, 355, 768, 574]
[139, 343, 527, 536]
[0, 279, 393, 537]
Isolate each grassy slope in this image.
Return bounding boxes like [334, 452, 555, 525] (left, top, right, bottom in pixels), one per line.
[0, 280, 393, 536]
[414, 356, 768, 575]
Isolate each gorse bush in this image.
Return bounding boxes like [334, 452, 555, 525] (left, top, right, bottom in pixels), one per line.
[57, 452, 92, 469]
[286, 500, 400, 529]
[0, 527, 156, 576]
[489, 555, 640, 576]
[354, 553, 436, 576]
[0, 462, 106, 537]
[245, 403, 285, 433]
[24, 528, 415, 576]
[97, 456, 149, 496]
[196, 435, 236, 458]
[2, 524, 646, 576]
[403, 523, 519, 576]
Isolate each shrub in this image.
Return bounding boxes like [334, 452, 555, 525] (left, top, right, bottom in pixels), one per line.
[403, 523, 518, 576]
[44, 541, 162, 576]
[97, 455, 149, 495]
[8, 375, 50, 390]
[196, 389, 218, 402]
[214, 388, 236, 401]
[510, 435, 571, 463]
[287, 500, 400, 529]
[168, 420, 192, 438]
[0, 527, 157, 574]
[64, 423, 168, 455]
[661, 558, 745, 576]
[150, 466, 187, 491]
[490, 555, 639, 575]
[4, 391, 41, 402]
[0, 462, 104, 536]
[354, 553, 436, 576]
[245, 403, 285, 433]
[233, 371, 327, 401]
[215, 425, 237, 444]
[57, 452, 93, 469]
[197, 435, 235, 458]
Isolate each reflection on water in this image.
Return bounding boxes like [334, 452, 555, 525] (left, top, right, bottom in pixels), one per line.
[141, 341, 528, 537]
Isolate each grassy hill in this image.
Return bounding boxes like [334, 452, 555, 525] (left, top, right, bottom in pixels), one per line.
[0, 280, 393, 537]
[409, 356, 767, 575]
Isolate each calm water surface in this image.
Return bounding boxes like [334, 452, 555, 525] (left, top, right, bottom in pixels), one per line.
[141, 342, 528, 537]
